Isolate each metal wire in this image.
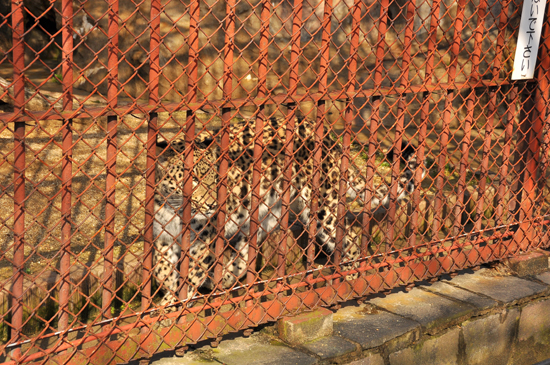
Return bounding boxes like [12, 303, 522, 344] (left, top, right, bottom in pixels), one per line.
[0, 0, 549, 363]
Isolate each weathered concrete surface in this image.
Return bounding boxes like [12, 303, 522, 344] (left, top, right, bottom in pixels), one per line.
[215, 336, 318, 365]
[388, 328, 460, 365]
[369, 287, 475, 333]
[345, 352, 385, 365]
[505, 251, 549, 277]
[510, 298, 550, 365]
[150, 352, 219, 365]
[422, 281, 498, 310]
[302, 336, 358, 361]
[334, 310, 420, 350]
[151, 268, 550, 365]
[278, 307, 333, 345]
[536, 271, 550, 285]
[462, 309, 519, 365]
[443, 268, 548, 303]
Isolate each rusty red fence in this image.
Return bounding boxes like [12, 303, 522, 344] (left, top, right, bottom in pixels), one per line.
[0, 0, 550, 363]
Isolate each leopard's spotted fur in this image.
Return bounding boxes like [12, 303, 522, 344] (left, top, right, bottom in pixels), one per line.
[153, 117, 426, 307]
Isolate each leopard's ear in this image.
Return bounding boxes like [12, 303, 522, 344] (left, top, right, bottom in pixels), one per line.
[156, 137, 169, 150]
[386, 141, 417, 163]
[195, 133, 215, 149]
[400, 142, 417, 162]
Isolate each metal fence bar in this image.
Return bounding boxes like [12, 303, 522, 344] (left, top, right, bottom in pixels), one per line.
[385, 0, 416, 250]
[336, 0, 362, 277]
[0, 79, 518, 124]
[179, 0, 200, 304]
[102, 0, 120, 320]
[432, 0, 466, 243]
[475, 0, 512, 236]
[454, 0, 489, 238]
[362, 0, 389, 256]
[406, 0, 442, 249]
[247, 0, 271, 301]
[532, 4, 550, 235]
[215, 0, 236, 297]
[280, 0, 303, 282]
[142, 0, 162, 319]
[9, 0, 27, 359]
[57, 0, 75, 335]
[514, 10, 550, 249]
[308, 0, 334, 286]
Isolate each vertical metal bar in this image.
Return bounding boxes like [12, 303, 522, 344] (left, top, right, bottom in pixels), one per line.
[10, 0, 26, 359]
[180, 0, 200, 303]
[107, 0, 119, 108]
[512, 5, 550, 249]
[59, 118, 72, 330]
[509, 83, 532, 224]
[143, 0, 161, 315]
[496, 86, 518, 233]
[491, 0, 515, 233]
[407, 0, 442, 249]
[385, 0, 416, 247]
[102, 0, 119, 320]
[103, 114, 117, 319]
[475, 0, 512, 235]
[453, 0, 488, 237]
[406, 0, 442, 249]
[284, 0, 304, 280]
[532, 4, 550, 231]
[247, 0, 270, 297]
[58, 0, 74, 333]
[61, 0, 74, 112]
[361, 0, 389, 257]
[215, 0, 236, 290]
[431, 0, 466, 238]
[314, 0, 334, 274]
[280, 113, 295, 279]
[513, 87, 541, 251]
[143, 113, 157, 311]
[149, 0, 161, 108]
[335, 0, 361, 276]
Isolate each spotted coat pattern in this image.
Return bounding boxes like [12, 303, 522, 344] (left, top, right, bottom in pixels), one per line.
[153, 117, 425, 307]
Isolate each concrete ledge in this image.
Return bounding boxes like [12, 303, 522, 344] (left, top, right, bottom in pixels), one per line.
[505, 251, 550, 277]
[152, 267, 550, 365]
[278, 307, 334, 345]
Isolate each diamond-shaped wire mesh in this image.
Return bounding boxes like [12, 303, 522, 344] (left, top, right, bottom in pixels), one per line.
[0, 0, 549, 363]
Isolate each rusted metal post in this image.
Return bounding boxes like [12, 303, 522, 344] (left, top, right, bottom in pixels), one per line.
[361, 0, 389, 258]
[215, 0, 236, 300]
[385, 0, 416, 249]
[511, 5, 550, 250]
[315, 0, 334, 280]
[180, 0, 200, 304]
[335, 0, 362, 280]
[143, 0, 161, 319]
[247, 0, 270, 305]
[103, 0, 119, 320]
[284, 0, 303, 282]
[406, 0, 443, 249]
[58, 0, 74, 334]
[432, 0, 466, 241]
[453, 0, 488, 238]
[10, 0, 26, 360]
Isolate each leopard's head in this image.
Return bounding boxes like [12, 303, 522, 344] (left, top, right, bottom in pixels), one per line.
[156, 131, 218, 209]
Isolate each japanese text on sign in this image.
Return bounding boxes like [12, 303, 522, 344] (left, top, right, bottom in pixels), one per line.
[512, 0, 547, 80]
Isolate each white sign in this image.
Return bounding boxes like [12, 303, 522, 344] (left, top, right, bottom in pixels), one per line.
[512, 0, 547, 80]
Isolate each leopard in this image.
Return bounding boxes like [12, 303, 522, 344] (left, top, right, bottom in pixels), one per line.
[152, 116, 427, 308]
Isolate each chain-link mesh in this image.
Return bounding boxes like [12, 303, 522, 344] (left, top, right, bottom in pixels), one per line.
[0, 0, 549, 363]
